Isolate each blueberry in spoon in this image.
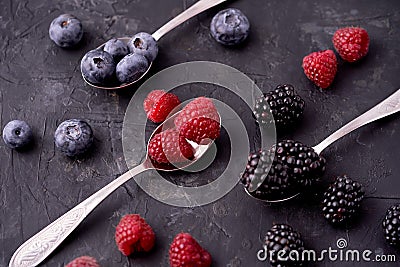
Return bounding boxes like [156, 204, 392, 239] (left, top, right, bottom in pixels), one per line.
[80, 0, 228, 90]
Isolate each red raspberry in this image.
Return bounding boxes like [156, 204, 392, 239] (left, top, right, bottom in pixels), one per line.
[114, 214, 155, 256]
[333, 27, 369, 62]
[174, 97, 219, 128]
[148, 128, 194, 164]
[302, 50, 337, 89]
[65, 256, 100, 267]
[179, 117, 220, 144]
[169, 233, 212, 267]
[144, 90, 180, 123]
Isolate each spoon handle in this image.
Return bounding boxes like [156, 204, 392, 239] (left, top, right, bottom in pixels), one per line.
[152, 0, 227, 41]
[313, 89, 400, 155]
[9, 163, 148, 267]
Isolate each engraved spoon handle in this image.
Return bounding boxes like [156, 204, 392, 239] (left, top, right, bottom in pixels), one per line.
[313, 89, 400, 155]
[9, 163, 148, 267]
[152, 0, 227, 41]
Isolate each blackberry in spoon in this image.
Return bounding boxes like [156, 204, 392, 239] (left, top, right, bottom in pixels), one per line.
[80, 0, 228, 90]
[242, 89, 400, 202]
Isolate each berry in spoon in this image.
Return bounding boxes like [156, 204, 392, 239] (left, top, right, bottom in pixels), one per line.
[241, 149, 295, 199]
[179, 117, 220, 144]
[104, 38, 129, 61]
[116, 54, 149, 84]
[128, 32, 158, 62]
[272, 139, 326, 187]
[80, 50, 116, 85]
[148, 128, 194, 164]
[174, 97, 219, 129]
[241, 140, 326, 200]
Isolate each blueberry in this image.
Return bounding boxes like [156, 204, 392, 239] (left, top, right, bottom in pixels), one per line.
[81, 49, 116, 85]
[116, 54, 149, 84]
[128, 32, 158, 62]
[2, 120, 33, 149]
[104, 38, 129, 61]
[54, 119, 93, 157]
[210, 8, 250, 46]
[49, 14, 83, 48]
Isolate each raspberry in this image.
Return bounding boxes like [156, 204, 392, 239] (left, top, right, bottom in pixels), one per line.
[169, 233, 212, 267]
[114, 214, 155, 256]
[148, 128, 194, 164]
[65, 256, 100, 267]
[174, 97, 219, 128]
[179, 117, 220, 144]
[302, 50, 337, 89]
[333, 27, 369, 62]
[144, 90, 180, 123]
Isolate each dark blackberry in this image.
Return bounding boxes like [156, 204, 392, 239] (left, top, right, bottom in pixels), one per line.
[240, 150, 295, 200]
[264, 224, 304, 267]
[382, 204, 400, 246]
[253, 84, 305, 128]
[272, 140, 326, 187]
[322, 175, 364, 225]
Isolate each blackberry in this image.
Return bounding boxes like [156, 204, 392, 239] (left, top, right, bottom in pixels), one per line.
[322, 175, 364, 225]
[272, 140, 326, 187]
[264, 224, 304, 267]
[240, 150, 295, 200]
[254, 84, 305, 128]
[382, 204, 400, 246]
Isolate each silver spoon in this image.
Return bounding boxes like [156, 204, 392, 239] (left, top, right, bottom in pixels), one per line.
[82, 0, 227, 90]
[245, 88, 400, 203]
[9, 110, 220, 267]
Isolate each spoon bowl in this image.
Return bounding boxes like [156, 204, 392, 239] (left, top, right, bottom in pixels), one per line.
[81, 37, 153, 90]
[81, 0, 228, 90]
[246, 89, 400, 203]
[244, 188, 300, 203]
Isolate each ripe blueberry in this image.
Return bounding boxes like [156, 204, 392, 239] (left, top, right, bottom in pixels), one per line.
[210, 8, 250, 46]
[128, 32, 158, 62]
[104, 38, 129, 61]
[54, 119, 93, 157]
[2, 120, 33, 149]
[81, 49, 116, 85]
[116, 54, 149, 84]
[49, 14, 83, 48]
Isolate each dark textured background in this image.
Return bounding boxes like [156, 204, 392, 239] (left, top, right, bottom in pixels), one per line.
[1, 0, 400, 266]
